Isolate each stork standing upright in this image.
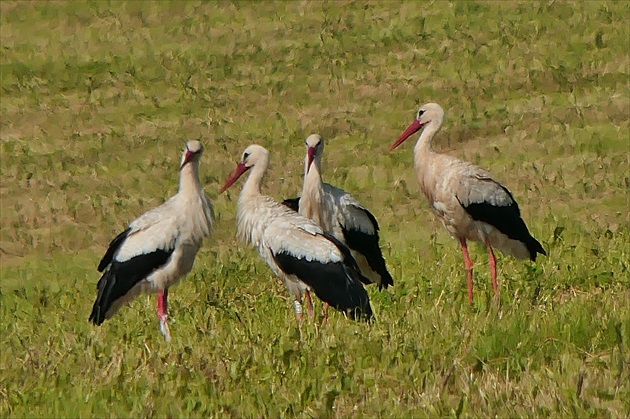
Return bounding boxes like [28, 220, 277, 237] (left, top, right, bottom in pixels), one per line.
[220, 144, 373, 322]
[89, 140, 214, 341]
[389, 103, 546, 303]
[283, 134, 393, 290]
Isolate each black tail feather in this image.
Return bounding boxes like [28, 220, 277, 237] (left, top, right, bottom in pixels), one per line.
[526, 236, 547, 261]
[89, 270, 116, 325]
[281, 197, 300, 212]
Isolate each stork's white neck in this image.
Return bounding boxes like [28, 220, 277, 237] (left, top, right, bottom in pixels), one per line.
[179, 161, 203, 195]
[304, 152, 324, 186]
[235, 158, 270, 248]
[177, 159, 214, 244]
[300, 155, 324, 224]
[413, 119, 443, 169]
[241, 159, 267, 197]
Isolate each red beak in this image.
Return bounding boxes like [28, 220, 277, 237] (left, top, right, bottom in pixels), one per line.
[219, 162, 250, 194]
[389, 119, 424, 151]
[306, 147, 316, 173]
[180, 150, 195, 171]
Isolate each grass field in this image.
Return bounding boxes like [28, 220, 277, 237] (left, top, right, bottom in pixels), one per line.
[1, 1, 629, 417]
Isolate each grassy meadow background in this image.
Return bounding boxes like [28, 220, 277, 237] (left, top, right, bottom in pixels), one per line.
[1, 1, 629, 417]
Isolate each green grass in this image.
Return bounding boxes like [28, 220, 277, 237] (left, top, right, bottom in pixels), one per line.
[1, 1, 629, 417]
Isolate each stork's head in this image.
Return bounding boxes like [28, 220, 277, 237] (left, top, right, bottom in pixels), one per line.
[305, 134, 324, 174]
[219, 144, 269, 193]
[180, 140, 204, 170]
[389, 103, 444, 151]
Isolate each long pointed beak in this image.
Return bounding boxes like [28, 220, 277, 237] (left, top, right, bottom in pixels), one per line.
[219, 162, 250, 194]
[180, 150, 194, 171]
[306, 147, 316, 173]
[389, 119, 424, 151]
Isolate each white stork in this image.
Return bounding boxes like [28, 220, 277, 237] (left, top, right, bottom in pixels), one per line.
[389, 103, 546, 302]
[219, 144, 373, 322]
[89, 140, 214, 341]
[282, 134, 393, 290]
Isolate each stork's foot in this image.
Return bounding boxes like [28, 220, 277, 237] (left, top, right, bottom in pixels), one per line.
[293, 300, 304, 322]
[159, 314, 172, 342]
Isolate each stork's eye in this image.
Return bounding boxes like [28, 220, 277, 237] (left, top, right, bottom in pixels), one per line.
[243, 152, 250, 160]
[418, 109, 426, 118]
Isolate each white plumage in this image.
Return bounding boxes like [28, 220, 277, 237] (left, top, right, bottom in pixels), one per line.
[283, 134, 393, 289]
[220, 144, 373, 321]
[89, 140, 214, 341]
[390, 103, 545, 302]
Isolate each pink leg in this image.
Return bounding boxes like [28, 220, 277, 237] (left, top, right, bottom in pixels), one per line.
[485, 238, 499, 298]
[157, 289, 171, 342]
[322, 303, 329, 326]
[304, 290, 314, 319]
[459, 237, 474, 303]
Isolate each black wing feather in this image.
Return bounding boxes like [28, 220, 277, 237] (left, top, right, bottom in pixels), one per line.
[458, 184, 546, 261]
[89, 248, 173, 325]
[353, 205, 380, 231]
[281, 197, 300, 212]
[272, 233, 373, 321]
[341, 206, 393, 289]
[97, 228, 131, 272]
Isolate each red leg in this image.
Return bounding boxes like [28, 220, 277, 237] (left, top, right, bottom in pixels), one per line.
[322, 303, 329, 326]
[157, 289, 171, 342]
[459, 237, 474, 303]
[304, 290, 314, 319]
[157, 289, 169, 318]
[485, 238, 499, 298]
